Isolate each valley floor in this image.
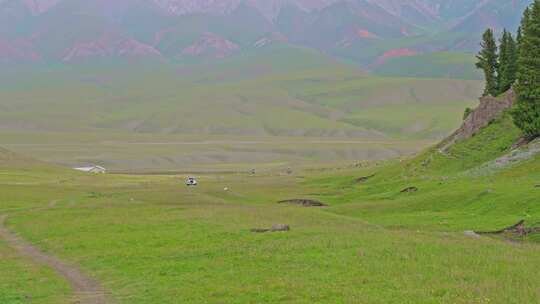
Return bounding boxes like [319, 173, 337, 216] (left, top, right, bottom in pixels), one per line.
[1, 133, 432, 172]
[1, 107, 539, 304]
[0, 158, 539, 303]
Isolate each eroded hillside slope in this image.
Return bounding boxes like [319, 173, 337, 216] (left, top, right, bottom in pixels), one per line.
[315, 93, 540, 241]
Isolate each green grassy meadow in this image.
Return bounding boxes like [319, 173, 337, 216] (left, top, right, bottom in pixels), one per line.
[1, 108, 539, 303]
[2, 44, 538, 303]
[373, 52, 483, 80]
[0, 47, 482, 170]
[312, 112, 540, 231]
[0, 242, 71, 304]
[0, 132, 431, 172]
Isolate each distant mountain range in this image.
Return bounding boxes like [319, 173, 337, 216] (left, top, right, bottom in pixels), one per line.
[0, 0, 532, 68]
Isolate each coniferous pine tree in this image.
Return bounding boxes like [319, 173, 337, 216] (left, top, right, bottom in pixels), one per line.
[507, 32, 518, 90]
[497, 30, 509, 93]
[476, 29, 499, 96]
[497, 30, 518, 94]
[516, 26, 522, 49]
[512, 2, 540, 138]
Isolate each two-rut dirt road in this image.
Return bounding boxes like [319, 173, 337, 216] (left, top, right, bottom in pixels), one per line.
[0, 214, 109, 304]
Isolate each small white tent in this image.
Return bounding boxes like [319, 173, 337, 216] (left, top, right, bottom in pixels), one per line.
[74, 165, 106, 174]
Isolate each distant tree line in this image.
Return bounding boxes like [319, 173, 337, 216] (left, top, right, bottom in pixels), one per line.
[476, 0, 540, 139]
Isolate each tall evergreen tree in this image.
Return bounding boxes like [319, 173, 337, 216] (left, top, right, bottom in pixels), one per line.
[497, 30, 518, 94]
[476, 29, 499, 96]
[497, 30, 509, 92]
[512, 1, 540, 138]
[507, 32, 518, 89]
[516, 26, 522, 50]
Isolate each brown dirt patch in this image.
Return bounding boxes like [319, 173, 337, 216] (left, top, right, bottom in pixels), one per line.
[400, 186, 418, 193]
[355, 174, 375, 184]
[278, 199, 327, 207]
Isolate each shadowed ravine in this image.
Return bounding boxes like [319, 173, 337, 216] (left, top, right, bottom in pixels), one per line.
[0, 214, 109, 304]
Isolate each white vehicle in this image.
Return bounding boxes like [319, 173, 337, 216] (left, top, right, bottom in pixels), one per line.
[185, 177, 198, 186]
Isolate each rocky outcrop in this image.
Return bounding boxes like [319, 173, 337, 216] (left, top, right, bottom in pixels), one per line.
[153, 0, 242, 16]
[400, 186, 418, 193]
[254, 32, 288, 48]
[20, 0, 62, 15]
[251, 224, 290, 233]
[475, 220, 540, 237]
[0, 38, 41, 63]
[62, 32, 163, 63]
[152, 0, 339, 19]
[439, 90, 516, 152]
[375, 48, 418, 65]
[181, 32, 240, 59]
[466, 138, 540, 176]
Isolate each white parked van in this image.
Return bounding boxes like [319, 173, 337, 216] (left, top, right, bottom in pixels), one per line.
[185, 177, 198, 186]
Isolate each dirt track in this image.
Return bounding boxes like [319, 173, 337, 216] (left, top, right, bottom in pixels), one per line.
[0, 215, 108, 304]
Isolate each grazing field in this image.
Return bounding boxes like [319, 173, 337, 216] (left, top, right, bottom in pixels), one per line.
[0, 132, 431, 172]
[0, 48, 481, 170]
[0, 64, 481, 142]
[0, 236, 71, 304]
[2, 2, 537, 303]
[373, 52, 482, 80]
[1, 110, 539, 303]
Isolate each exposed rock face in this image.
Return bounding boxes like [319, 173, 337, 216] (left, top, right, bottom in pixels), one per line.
[62, 32, 163, 63]
[440, 90, 516, 151]
[1, 0, 530, 65]
[0, 0, 530, 65]
[153, 0, 242, 16]
[253, 32, 288, 48]
[181, 32, 240, 59]
[20, 0, 62, 15]
[366, 0, 439, 21]
[467, 138, 540, 176]
[0, 38, 41, 63]
[153, 0, 340, 19]
[375, 48, 418, 64]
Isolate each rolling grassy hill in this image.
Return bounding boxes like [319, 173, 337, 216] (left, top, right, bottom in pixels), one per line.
[0, 94, 539, 303]
[0, 45, 483, 170]
[0, 145, 57, 171]
[373, 52, 483, 80]
[315, 111, 540, 237]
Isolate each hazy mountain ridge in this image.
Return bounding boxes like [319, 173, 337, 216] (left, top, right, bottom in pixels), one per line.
[0, 0, 532, 68]
[10, 0, 524, 26]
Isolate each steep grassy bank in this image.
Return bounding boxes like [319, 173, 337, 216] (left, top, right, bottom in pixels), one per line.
[314, 111, 540, 238]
